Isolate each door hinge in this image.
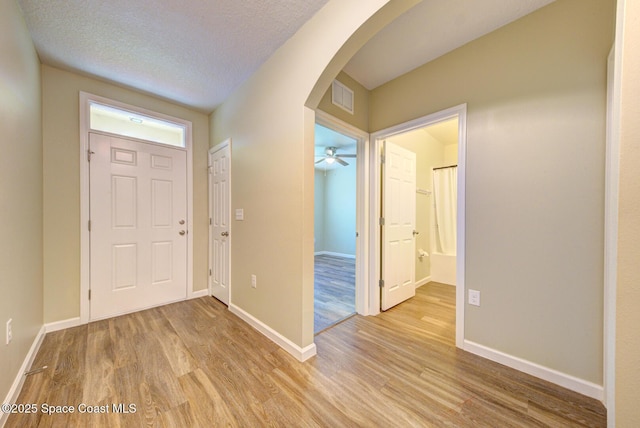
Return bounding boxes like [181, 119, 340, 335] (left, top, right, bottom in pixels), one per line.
[379, 217, 385, 226]
[209, 269, 212, 276]
[88, 289, 91, 300]
[209, 218, 212, 225]
[87, 149, 95, 162]
[88, 220, 91, 231]
[379, 279, 385, 288]
[381, 155, 385, 164]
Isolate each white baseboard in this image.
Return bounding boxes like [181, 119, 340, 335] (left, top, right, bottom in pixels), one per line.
[1, 325, 46, 427]
[415, 276, 431, 288]
[229, 304, 317, 362]
[44, 317, 81, 333]
[314, 251, 355, 259]
[189, 289, 209, 299]
[463, 340, 604, 401]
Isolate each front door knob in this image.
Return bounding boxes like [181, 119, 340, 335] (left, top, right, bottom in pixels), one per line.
[221, 231, 229, 237]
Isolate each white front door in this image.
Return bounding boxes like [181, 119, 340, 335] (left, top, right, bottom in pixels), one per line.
[209, 142, 231, 305]
[381, 140, 416, 310]
[89, 133, 188, 320]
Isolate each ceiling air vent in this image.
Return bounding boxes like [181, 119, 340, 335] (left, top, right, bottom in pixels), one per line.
[332, 80, 354, 114]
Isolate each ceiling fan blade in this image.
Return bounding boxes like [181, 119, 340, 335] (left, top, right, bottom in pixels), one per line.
[315, 158, 326, 164]
[336, 154, 356, 158]
[335, 157, 349, 166]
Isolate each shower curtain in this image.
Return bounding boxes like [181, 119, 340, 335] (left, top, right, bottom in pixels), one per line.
[433, 166, 457, 255]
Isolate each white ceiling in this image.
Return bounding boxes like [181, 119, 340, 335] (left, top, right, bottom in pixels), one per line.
[17, 0, 555, 113]
[344, 0, 556, 90]
[315, 124, 357, 150]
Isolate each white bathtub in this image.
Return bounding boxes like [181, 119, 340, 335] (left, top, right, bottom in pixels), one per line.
[431, 252, 456, 286]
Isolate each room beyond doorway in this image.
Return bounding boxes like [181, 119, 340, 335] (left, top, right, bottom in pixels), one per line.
[314, 122, 358, 333]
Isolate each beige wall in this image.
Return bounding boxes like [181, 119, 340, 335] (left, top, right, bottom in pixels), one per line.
[42, 65, 210, 323]
[210, 0, 418, 348]
[615, 0, 640, 424]
[317, 71, 370, 131]
[313, 170, 326, 252]
[443, 144, 458, 166]
[0, 0, 43, 402]
[370, 0, 614, 384]
[318, 162, 357, 256]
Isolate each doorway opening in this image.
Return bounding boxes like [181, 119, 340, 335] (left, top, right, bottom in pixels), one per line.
[386, 118, 459, 288]
[208, 139, 231, 306]
[369, 104, 466, 347]
[313, 111, 369, 333]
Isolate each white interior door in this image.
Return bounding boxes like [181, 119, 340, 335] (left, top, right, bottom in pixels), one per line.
[381, 140, 416, 310]
[209, 142, 231, 305]
[89, 133, 188, 320]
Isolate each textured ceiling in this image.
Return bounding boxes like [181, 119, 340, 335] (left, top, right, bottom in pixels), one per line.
[344, 0, 556, 90]
[17, 0, 328, 112]
[17, 0, 556, 113]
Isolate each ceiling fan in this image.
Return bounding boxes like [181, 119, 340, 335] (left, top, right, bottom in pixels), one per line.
[315, 146, 356, 166]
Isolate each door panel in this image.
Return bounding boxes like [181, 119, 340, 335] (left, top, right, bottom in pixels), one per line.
[381, 141, 416, 310]
[90, 133, 187, 320]
[152, 241, 173, 284]
[112, 175, 137, 228]
[152, 180, 173, 227]
[113, 244, 136, 289]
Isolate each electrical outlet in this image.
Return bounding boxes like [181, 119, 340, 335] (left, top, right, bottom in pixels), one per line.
[468, 290, 481, 307]
[251, 274, 257, 289]
[6, 319, 12, 345]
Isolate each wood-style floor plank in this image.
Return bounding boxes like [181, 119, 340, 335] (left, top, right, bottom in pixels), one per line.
[6, 282, 606, 427]
[177, 368, 236, 426]
[314, 254, 355, 333]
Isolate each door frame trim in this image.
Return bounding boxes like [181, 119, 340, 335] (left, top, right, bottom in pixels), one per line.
[369, 103, 467, 348]
[315, 110, 370, 316]
[208, 139, 232, 304]
[79, 92, 194, 323]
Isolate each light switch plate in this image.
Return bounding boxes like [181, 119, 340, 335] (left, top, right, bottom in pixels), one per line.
[235, 209, 244, 220]
[6, 319, 12, 345]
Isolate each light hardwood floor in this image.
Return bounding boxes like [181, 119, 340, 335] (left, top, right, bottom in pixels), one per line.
[314, 254, 356, 333]
[7, 283, 605, 427]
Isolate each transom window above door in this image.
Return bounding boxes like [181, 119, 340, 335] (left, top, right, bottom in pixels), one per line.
[89, 102, 186, 148]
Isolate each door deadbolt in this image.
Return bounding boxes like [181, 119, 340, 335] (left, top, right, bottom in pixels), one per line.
[179, 220, 185, 225]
